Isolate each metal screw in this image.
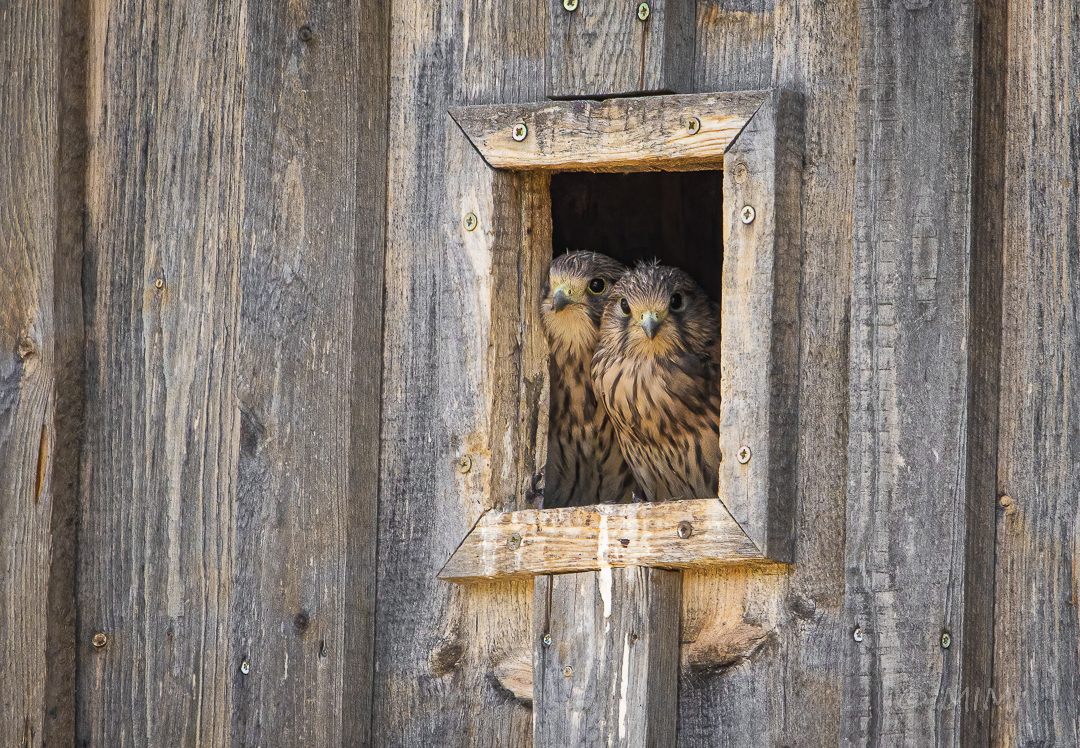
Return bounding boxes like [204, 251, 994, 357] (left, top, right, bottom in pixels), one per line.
[457, 455, 472, 474]
[240, 660, 251, 674]
[637, 2, 650, 20]
[512, 121, 528, 142]
[562, 0, 578, 10]
[155, 278, 164, 289]
[941, 632, 951, 649]
[563, 665, 573, 677]
[507, 532, 523, 550]
[92, 632, 107, 648]
[463, 212, 478, 232]
[686, 117, 701, 134]
[853, 627, 864, 643]
[298, 25, 313, 42]
[741, 205, 756, 224]
[542, 633, 552, 647]
[737, 446, 752, 464]
[677, 521, 693, 539]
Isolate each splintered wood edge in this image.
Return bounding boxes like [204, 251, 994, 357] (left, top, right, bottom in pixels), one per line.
[438, 499, 769, 583]
[449, 90, 769, 172]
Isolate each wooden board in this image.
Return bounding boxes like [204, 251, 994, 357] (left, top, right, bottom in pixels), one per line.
[439, 500, 766, 582]
[0, 3, 58, 747]
[548, 0, 694, 97]
[533, 568, 680, 747]
[450, 91, 766, 172]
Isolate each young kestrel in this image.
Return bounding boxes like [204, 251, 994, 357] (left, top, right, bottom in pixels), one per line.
[592, 261, 721, 501]
[540, 251, 638, 507]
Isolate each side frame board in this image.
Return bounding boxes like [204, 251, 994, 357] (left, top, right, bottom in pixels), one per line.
[440, 89, 804, 582]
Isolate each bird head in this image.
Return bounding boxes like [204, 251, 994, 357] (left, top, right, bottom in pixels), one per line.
[602, 261, 717, 359]
[541, 251, 627, 360]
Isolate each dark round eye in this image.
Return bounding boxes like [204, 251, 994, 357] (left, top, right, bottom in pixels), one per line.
[670, 292, 683, 311]
[588, 278, 606, 294]
[619, 298, 631, 316]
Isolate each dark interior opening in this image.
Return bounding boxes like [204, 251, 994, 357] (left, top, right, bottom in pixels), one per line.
[550, 170, 724, 301]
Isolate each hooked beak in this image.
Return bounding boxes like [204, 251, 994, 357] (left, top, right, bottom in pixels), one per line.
[640, 311, 662, 339]
[552, 288, 571, 312]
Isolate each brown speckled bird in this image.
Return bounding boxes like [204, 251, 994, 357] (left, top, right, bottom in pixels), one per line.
[592, 261, 721, 501]
[540, 251, 638, 507]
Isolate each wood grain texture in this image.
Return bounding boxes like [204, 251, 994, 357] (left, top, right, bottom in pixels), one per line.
[694, 0, 774, 93]
[371, 0, 546, 744]
[450, 91, 766, 172]
[440, 500, 765, 582]
[77, 1, 244, 744]
[991, 0, 1080, 740]
[841, 0, 979, 743]
[718, 89, 803, 563]
[533, 568, 680, 748]
[548, 0, 693, 97]
[0, 3, 58, 746]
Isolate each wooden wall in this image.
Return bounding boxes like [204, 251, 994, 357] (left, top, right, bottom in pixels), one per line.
[0, 0, 1077, 746]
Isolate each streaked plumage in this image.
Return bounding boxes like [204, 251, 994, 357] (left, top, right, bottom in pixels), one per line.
[540, 251, 638, 507]
[592, 261, 721, 501]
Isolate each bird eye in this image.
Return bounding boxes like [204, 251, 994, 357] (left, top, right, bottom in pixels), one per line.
[588, 278, 606, 294]
[670, 292, 684, 311]
[619, 298, 631, 316]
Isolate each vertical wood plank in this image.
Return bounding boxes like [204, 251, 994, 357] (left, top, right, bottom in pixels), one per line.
[0, 2, 58, 747]
[991, 0, 1080, 740]
[841, 0, 978, 743]
[534, 568, 680, 748]
[372, 0, 546, 744]
[77, 0, 245, 744]
[230, 0, 387, 745]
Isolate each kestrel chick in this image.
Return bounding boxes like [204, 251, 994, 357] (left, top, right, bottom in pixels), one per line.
[592, 261, 721, 501]
[540, 251, 638, 507]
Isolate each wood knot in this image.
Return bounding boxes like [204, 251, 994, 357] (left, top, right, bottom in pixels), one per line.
[293, 611, 310, 635]
[17, 336, 36, 360]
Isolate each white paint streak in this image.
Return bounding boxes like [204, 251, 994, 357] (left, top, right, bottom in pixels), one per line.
[618, 632, 630, 739]
[598, 515, 612, 620]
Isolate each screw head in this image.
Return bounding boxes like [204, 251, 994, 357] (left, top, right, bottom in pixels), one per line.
[562, 0, 578, 10]
[463, 212, 478, 232]
[507, 532, 523, 551]
[737, 446, 752, 464]
[240, 660, 251, 674]
[637, 2, 650, 20]
[563, 665, 573, 677]
[686, 117, 701, 134]
[512, 121, 528, 142]
[92, 632, 107, 648]
[741, 205, 756, 224]
[298, 25, 313, 42]
[677, 521, 693, 539]
[542, 633, 552, 647]
[155, 278, 164, 289]
[457, 455, 472, 474]
[941, 632, 951, 649]
[853, 627, 864, 643]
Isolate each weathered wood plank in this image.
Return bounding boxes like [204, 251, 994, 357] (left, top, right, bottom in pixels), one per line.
[533, 568, 680, 747]
[840, 0, 979, 742]
[371, 0, 546, 744]
[548, 0, 694, 97]
[991, 0, 1080, 740]
[230, 1, 387, 745]
[76, 0, 245, 744]
[440, 500, 765, 582]
[694, 0, 774, 93]
[450, 91, 766, 172]
[0, 3, 58, 746]
[718, 88, 803, 563]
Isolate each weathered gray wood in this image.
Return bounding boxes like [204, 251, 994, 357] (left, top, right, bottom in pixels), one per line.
[990, 0, 1080, 740]
[693, 0, 775, 93]
[534, 568, 680, 747]
[77, 0, 245, 744]
[718, 88, 803, 563]
[230, 1, 387, 745]
[0, 3, 59, 746]
[840, 0, 980, 743]
[371, 0, 546, 744]
[451, 91, 765, 172]
[548, 0, 694, 98]
[440, 500, 765, 582]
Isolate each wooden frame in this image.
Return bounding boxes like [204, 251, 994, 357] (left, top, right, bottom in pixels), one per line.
[440, 89, 804, 584]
